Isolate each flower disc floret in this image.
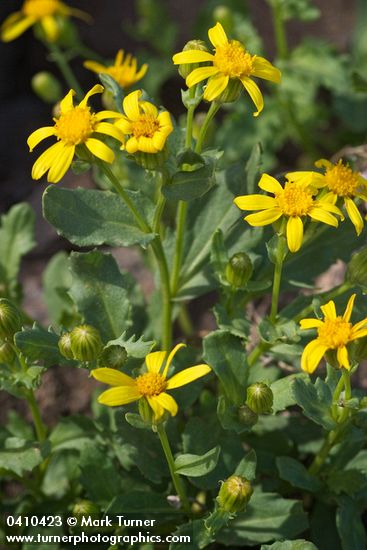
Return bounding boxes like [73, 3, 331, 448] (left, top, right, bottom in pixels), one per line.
[54, 107, 96, 145]
[323, 161, 360, 197]
[213, 41, 253, 77]
[275, 183, 314, 217]
[300, 294, 367, 372]
[23, 0, 59, 17]
[136, 372, 167, 396]
[132, 115, 160, 139]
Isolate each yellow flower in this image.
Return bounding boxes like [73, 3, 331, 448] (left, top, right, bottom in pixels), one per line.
[27, 84, 124, 183]
[115, 90, 173, 154]
[1, 0, 90, 43]
[307, 159, 367, 236]
[84, 50, 148, 90]
[300, 294, 367, 372]
[234, 173, 343, 253]
[91, 343, 211, 421]
[172, 21, 281, 116]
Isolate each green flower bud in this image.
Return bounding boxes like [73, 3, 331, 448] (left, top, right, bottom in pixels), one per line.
[0, 299, 21, 341]
[225, 252, 253, 288]
[217, 475, 253, 513]
[58, 333, 74, 360]
[237, 404, 258, 427]
[31, 71, 62, 104]
[246, 382, 273, 414]
[70, 325, 103, 362]
[72, 500, 100, 519]
[178, 40, 209, 80]
[215, 77, 243, 104]
[0, 342, 15, 364]
[99, 345, 127, 369]
[133, 149, 169, 171]
[346, 246, 367, 291]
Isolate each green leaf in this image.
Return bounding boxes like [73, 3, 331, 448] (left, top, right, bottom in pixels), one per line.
[43, 251, 77, 327]
[245, 143, 262, 194]
[106, 332, 155, 358]
[261, 541, 317, 550]
[336, 496, 367, 550]
[0, 438, 49, 476]
[43, 186, 155, 248]
[203, 330, 248, 406]
[125, 413, 151, 430]
[276, 456, 322, 492]
[163, 155, 216, 201]
[14, 324, 66, 367]
[271, 374, 308, 413]
[79, 444, 122, 505]
[0, 203, 35, 296]
[217, 490, 309, 545]
[291, 377, 337, 430]
[98, 73, 124, 112]
[213, 304, 251, 340]
[235, 449, 257, 480]
[174, 446, 220, 477]
[327, 469, 367, 496]
[217, 395, 255, 434]
[49, 416, 97, 451]
[69, 251, 131, 341]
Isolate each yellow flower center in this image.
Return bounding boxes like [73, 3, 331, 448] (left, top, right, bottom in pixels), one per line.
[317, 317, 352, 348]
[324, 161, 360, 197]
[23, 0, 60, 18]
[275, 182, 314, 217]
[132, 115, 160, 138]
[54, 107, 96, 145]
[213, 40, 253, 78]
[135, 372, 167, 397]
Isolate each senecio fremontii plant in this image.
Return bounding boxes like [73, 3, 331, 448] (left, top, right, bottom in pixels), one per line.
[1, 3, 367, 548]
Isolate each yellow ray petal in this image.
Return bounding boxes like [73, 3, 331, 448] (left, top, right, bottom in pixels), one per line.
[1, 13, 35, 42]
[60, 89, 76, 114]
[125, 136, 139, 154]
[41, 15, 59, 42]
[145, 351, 167, 373]
[152, 131, 167, 151]
[342, 294, 356, 322]
[85, 138, 114, 163]
[166, 364, 211, 389]
[27, 126, 55, 151]
[234, 194, 277, 211]
[115, 117, 133, 134]
[123, 90, 142, 120]
[157, 111, 173, 129]
[203, 73, 229, 101]
[31, 141, 64, 180]
[350, 328, 367, 341]
[140, 101, 158, 117]
[240, 77, 264, 117]
[91, 367, 136, 386]
[251, 56, 281, 83]
[244, 208, 282, 227]
[285, 171, 317, 186]
[162, 343, 186, 378]
[95, 122, 124, 143]
[351, 317, 367, 333]
[78, 84, 104, 107]
[154, 392, 178, 416]
[337, 346, 350, 370]
[315, 158, 332, 170]
[320, 300, 337, 320]
[96, 110, 123, 120]
[258, 173, 283, 194]
[286, 216, 303, 253]
[186, 66, 219, 88]
[208, 22, 228, 48]
[47, 144, 75, 183]
[98, 386, 140, 406]
[83, 60, 107, 74]
[136, 136, 157, 153]
[344, 197, 363, 235]
[172, 50, 214, 65]
[300, 318, 324, 330]
[308, 207, 338, 227]
[147, 396, 164, 420]
[301, 339, 328, 373]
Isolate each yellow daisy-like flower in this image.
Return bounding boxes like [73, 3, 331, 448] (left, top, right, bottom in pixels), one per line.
[27, 84, 124, 183]
[115, 90, 173, 154]
[172, 21, 281, 116]
[91, 343, 211, 421]
[300, 294, 367, 373]
[1, 0, 90, 43]
[84, 50, 148, 90]
[234, 173, 343, 253]
[307, 159, 367, 236]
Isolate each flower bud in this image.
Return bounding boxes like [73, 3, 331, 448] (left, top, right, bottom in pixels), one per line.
[213, 7, 234, 31]
[178, 40, 209, 80]
[72, 500, 100, 518]
[69, 325, 103, 362]
[246, 382, 273, 414]
[31, 71, 62, 104]
[225, 253, 253, 288]
[133, 149, 169, 171]
[346, 246, 367, 291]
[217, 475, 253, 513]
[0, 299, 21, 340]
[237, 404, 258, 427]
[99, 345, 127, 369]
[0, 342, 15, 364]
[216, 77, 243, 104]
[58, 333, 74, 360]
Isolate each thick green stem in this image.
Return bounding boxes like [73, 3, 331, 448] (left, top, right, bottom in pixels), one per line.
[270, 233, 286, 323]
[157, 424, 190, 514]
[47, 43, 84, 98]
[99, 162, 172, 348]
[195, 102, 220, 154]
[270, 0, 288, 60]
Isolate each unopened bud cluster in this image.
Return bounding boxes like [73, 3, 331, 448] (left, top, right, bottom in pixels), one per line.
[0, 299, 21, 341]
[225, 252, 253, 288]
[59, 324, 103, 362]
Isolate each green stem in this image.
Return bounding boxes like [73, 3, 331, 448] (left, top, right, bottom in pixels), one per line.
[153, 176, 167, 236]
[247, 342, 270, 367]
[270, 0, 288, 59]
[331, 372, 346, 419]
[47, 43, 84, 98]
[99, 162, 172, 349]
[195, 102, 220, 154]
[270, 231, 287, 324]
[157, 423, 190, 514]
[178, 304, 194, 337]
